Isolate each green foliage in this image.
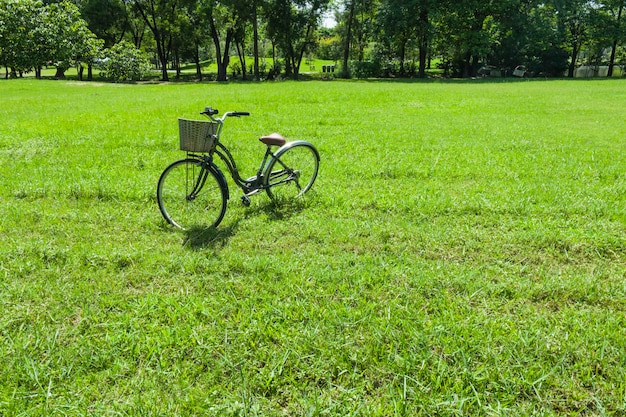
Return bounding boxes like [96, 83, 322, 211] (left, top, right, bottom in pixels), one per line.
[79, 0, 128, 49]
[1, 78, 626, 415]
[3, 0, 625, 80]
[0, 0, 45, 74]
[263, 0, 332, 78]
[44, 1, 102, 77]
[317, 32, 342, 61]
[98, 40, 150, 82]
[350, 59, 383, 78]
[0, 0, 100, 78]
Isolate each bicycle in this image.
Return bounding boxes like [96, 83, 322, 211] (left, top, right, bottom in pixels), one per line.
[157, 107, 320, 230]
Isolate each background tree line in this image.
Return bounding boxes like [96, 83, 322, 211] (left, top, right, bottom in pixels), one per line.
[1, 0, 625, 81]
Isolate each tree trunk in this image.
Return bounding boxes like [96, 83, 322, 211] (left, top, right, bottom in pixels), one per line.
[568, 43, 579, 78]
[220, 32, 234, 81]
[150, 26, 170, 81]
[417, 9, 428, 79]
[608, 39, 618, 77]
[194, 43, 203, 81]
[269, 42, 276, 79]
[293, 53, 302, 80]
[236, 40, 247, 81]
[253, 6, 260, 80]
[342, 0, 356, 79]
[173, 47, 181, 78]
[463, 50, 472, 78]
[471, 55, 479, 77]
[399, 40, 407, 76]
[284, 52, 293, 78]
[55, 67, 66, 79]
[291, 23, 314, 80]
[133, 2, 173, 81]
[608, 3, 623, 77]
[209, 15, 234, 82]
[158, 46, 169, 81]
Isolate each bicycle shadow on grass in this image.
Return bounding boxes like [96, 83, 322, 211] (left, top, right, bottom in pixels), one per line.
[182, 220, 240, 250]
[179, 198, 311, 250]
[244, 197, 310, 221]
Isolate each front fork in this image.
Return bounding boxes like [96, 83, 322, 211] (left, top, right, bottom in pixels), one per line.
[187, 165, 210, 201]
[186, 154, 230, 202]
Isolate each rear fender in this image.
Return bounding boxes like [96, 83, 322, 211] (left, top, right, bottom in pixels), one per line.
[272, 140, 320, 161]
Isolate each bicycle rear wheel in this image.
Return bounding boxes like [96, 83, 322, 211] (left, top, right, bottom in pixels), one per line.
[264, 141, 319, 201]
[157, 158, 227, 229]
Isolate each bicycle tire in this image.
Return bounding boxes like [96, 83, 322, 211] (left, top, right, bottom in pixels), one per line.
[264, 141, 320, 201]
[157, 158, 228, 229]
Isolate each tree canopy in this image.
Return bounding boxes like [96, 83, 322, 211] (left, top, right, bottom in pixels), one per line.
[1, 0, 625, 80]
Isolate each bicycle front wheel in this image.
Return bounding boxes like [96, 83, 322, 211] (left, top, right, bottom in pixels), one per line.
[157, 158, 227, 230]
[264, 141, 319, 201]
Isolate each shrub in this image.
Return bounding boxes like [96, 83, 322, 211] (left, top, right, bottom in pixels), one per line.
[350, 60, 383, 78]
[98, 41, 150, 82]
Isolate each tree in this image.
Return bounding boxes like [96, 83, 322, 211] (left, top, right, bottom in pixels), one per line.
[0, 0, 100, 79]
[524, 2, 569, 77]
[317, 27, 342, 61]
[264, 0, 331, 79]
[42, 1, 101, 79]
[75, 0, 127, 79]
[598, 0, 626, 76]
[437, 0, 500, 77]
[550, 0, 594, 77]
[176, 0, 210, 80]
[205, 0, 236, 81]
[232, 0, 256, 80]
[376, 0, 436, 77]
[414, 0, 436, 78]
[480, 0, 567, 76]
[336, 0, 378, 73]
[0, 0, 45, 77]
[78, 0, 128, 48]
[124, 1, 149, 48]
[132, 0, 180, 81]
[340, 0, 357, 77]
[251, 0, 262, 79]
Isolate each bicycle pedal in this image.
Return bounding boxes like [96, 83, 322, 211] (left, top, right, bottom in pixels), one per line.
[241, 195, 251, 207]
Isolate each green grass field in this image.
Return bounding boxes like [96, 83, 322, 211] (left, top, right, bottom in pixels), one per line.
[1, 78, 625, 416]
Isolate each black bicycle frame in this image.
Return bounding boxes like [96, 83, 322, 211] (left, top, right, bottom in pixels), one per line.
[211, 142, 275, 191]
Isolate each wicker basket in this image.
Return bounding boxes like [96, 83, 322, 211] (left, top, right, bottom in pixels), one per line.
[178, 118, 218, 152]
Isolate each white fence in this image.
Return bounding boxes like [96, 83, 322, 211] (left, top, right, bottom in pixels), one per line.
[574, 65, 624, 78]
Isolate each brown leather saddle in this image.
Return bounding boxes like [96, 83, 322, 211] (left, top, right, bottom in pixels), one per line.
[259, 132, 286, 147]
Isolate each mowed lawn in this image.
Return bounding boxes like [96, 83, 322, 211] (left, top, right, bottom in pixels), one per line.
[0, 78, 625, 416]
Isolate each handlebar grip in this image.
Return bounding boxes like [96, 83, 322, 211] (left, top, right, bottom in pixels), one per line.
[232, 111, 250, 117]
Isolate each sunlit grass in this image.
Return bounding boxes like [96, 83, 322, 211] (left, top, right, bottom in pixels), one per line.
[1, 78, 625, 416]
